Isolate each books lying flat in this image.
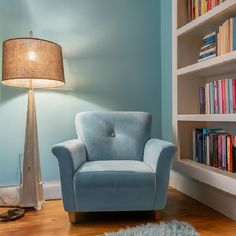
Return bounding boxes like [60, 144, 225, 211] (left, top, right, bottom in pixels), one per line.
[198, 31, 217, 62]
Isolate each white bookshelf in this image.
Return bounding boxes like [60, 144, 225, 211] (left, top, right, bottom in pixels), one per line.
[178, 51, 236, 78]
[172, 0, 236, 196]
[177, 114, 236, 122]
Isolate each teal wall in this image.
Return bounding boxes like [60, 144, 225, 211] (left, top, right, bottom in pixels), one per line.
[161, 0, 172, 142]
[0, 0, 162, 185]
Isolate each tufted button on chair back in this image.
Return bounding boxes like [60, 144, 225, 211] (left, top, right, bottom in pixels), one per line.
[75, 111, 152, 161]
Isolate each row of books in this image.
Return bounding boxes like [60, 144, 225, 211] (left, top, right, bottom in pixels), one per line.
[192, 128, 236, 172]
[217, 17, 236, 56]
[199, 79, 236, 114]
[187, 0, 226, 22]
[198, 32, 216, 62]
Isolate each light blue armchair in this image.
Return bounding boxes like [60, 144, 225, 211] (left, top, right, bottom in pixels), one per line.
[52, 112, 176, 223]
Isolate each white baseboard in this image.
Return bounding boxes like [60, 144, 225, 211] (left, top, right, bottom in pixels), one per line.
[170, 170, 236, 220]
[0, 181, 61, 206]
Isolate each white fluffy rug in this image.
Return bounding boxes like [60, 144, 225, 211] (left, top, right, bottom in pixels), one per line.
[104, 220, 199, 236]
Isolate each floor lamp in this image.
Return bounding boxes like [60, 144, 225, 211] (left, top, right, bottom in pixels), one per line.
[1, 32, 65, 210]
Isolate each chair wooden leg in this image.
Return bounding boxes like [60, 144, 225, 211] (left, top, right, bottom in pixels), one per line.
[68, 212, 79, 224]
[154, 210, 162, 221]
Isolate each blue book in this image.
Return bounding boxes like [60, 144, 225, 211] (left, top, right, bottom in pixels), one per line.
[202, 129, 208, 164]
[234, 17, 236, 50]
[204, 36, 216, 45]
[199, 51, 216, 59]
[199, 87, 205, 114]
[196, 129, 203, 163]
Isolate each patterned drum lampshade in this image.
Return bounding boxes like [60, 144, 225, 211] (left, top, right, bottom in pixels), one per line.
[2, 37, 65, 88]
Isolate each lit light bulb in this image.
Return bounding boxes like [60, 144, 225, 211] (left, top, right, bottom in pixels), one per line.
[28, 51, 36, 61]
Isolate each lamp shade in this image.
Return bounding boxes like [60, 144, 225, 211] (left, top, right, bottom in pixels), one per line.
[2, 37, 65, 88]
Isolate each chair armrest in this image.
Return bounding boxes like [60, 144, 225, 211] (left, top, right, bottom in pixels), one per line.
[143, 138, 176, 209]
[143, 138, 176, 172]
[52, 139, 87, 173]
[52, 139, 87, 211]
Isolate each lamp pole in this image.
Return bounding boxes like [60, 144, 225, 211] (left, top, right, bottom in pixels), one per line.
[19, 87, 44, 210]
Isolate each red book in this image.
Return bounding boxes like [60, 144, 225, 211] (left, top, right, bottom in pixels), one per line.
[215, 0, 220, 6]
[233, 80, 236, 113]
[214, 81, 218, 113]
[221, 79, 226, 113]
[193, 0, 196, 19]
[208, 0, 213, 10]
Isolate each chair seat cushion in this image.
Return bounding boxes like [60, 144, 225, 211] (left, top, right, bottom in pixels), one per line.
[78, 160, 155, 173]
[73, 160, 156, 211]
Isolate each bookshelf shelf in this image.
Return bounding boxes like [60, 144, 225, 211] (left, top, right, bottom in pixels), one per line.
[177, 114, 236, 122]
[175, 159, 236, 195]
[177, 51, 236, 78]
[172, 0, 236, 197]
[177, 0, 236, 37]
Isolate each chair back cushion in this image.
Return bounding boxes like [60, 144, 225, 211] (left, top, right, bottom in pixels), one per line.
[75, 111, 151, 161]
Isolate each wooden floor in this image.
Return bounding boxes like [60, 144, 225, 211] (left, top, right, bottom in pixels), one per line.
[0, 188, 236, 236]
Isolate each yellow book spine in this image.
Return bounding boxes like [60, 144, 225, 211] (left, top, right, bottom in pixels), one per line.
[201, 0, 204, 15]
[204, 0, 207, 13]
[195, 0, 199, 18]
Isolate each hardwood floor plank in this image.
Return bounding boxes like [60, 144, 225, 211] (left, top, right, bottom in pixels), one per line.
[0, 188, 235, 236]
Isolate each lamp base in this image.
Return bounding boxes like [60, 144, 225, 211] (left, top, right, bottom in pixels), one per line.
[19, 89, 44, 210]
[19, 183, 44, 211]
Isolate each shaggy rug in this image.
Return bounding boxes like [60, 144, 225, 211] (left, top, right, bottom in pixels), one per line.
[104, 220, 199, 236]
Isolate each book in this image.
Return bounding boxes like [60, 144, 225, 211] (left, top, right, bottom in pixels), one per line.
[193, 129, 196, 161]
[203, 31, 217, 40]
[218, 80, 222, 114]
[209, 132, 214, 166]
[228, 79, 233, 113]
[233, 80, 236, 113]
[225, 79, 229, 113]
[206, 134, 210, 165]
[205, 83, 210, 114]
[212, 133, 218, 167]
[233, 136, 236, 172]
[208, 0, 213, 10]
[198, 54, 216, 62]
[209, 82, 214, 114]
[199, 47, 216, 56]
[218, 134, 222, 168]
[234, 17, 236, 50]
[200, 42, 216, 52]
[222, 134, 227, 170]
[199, 87, 205, 114]
[214, 80, 218, 114]
[227, 135, 232, 171]
[230, 18, 234, 52]
[221, 79, 226, 113]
